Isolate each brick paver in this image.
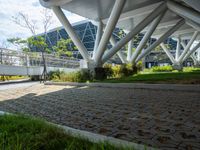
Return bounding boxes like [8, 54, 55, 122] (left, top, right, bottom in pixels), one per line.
[0, 84, 200, 150]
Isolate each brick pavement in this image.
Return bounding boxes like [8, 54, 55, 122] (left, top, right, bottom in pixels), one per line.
[0, 84, 199, 150]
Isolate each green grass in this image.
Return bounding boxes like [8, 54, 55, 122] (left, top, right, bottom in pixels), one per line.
[100, 71, 200, 84]
[0, 76, 28, 81]
[0, 114, 135, 150]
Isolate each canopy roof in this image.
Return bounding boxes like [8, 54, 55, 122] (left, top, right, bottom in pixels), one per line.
[40, 0, 200, 39]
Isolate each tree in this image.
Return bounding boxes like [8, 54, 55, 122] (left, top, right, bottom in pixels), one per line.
[28, 36, 50, 53]
[12, 12, 37, 35]
[7, 37, 29, 52]
[12, 8, 54, 36]
[53, 38, 77, 57]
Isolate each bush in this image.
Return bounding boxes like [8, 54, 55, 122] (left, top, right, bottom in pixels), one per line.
[50, 70, 92, 82]
[103, 63, 137, 78]
[151, 65, 173, 72]
[183, 67, 200, 72]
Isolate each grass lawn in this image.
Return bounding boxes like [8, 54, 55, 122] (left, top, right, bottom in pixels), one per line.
[0, 114, 135, 150]
[101, 71, 200, 84]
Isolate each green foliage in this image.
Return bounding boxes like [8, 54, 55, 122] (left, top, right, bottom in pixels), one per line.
[103, 63, 137, 78]
[0, 114, 133, 150]
[151, 65, 173, 72]
[53, 38, 77, 57]
[28, 36, 50, 53]
[7, 37, 30, 52]
[50, 70, 92, 82]
[183, 67, 200, 72]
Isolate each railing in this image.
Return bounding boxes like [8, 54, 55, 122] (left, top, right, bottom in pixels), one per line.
[0, 48, 80, 68]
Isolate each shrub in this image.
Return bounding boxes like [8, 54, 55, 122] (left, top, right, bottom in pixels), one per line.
[103, 63, 137, 78]
[50, 70, 92, 82]
[183, 67, 200, 72]
[151, 65, 173, 72]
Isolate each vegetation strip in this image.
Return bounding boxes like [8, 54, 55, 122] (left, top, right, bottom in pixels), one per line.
[0, 113, 154, 150]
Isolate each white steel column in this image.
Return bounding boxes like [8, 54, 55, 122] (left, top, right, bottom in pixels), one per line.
[178, 31, 199, 63]
[182, 42, 200, 62]
[167, 0, 200, 24]
[198, 48, 200, 62]
[52, 6, 90, 61]
[94, 0, 126, 64]
[101, 3, 167, 63]
[110, 35, 127, 63]
[93, 21, 103, 59]
[190, 55, 198, 65]
[160, 43, 176, 64]
[127, 40, 133, 62]
[175, 37, 181, 61]
[130, 12, 165, 63]
[136, 19, 185, 63]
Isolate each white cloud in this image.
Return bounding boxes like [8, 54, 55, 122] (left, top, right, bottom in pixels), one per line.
[0, 0, 85, 48]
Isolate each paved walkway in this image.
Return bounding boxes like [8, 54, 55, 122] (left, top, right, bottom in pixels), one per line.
[0, 83, 199, 150]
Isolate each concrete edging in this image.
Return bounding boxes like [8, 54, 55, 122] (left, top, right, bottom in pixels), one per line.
[0, 111, 156, 150]
[44, 81, 200, 92]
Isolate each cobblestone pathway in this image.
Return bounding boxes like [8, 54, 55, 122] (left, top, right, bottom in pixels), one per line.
[0, 84, 200, 150]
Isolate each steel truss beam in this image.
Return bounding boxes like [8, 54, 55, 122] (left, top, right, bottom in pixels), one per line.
[101, 2, 167, 64]
[135, 19, 185, 63]
[94, 0, 126, 65]
[52, 6, 90, 61]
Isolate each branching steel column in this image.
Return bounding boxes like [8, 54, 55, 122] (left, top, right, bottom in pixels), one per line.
[182, 42, 200, 62]
[175, 37, 181, 61]
[127, 40, 133, 61]
[167, 0, 200, 24]
[110, 35, 127, 63]
[136, 19, 185, 63]
[52, 6, 90, 61]
[130, 12, 165, 63]
[93, 21, 103, 59]
[94, 0, 126, 64]
[198, 48, 200, 61]
[101, 3, 167, 63]
[178, 31, 199, 63]
[160, 43, 176, 64]
[181, 40, 198, 64]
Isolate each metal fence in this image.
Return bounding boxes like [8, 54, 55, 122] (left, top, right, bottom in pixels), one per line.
[0, 48, 80, 68]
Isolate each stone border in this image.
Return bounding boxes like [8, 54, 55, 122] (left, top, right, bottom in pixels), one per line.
[0, 111, 156, 150]
[45, 81, 200, 92]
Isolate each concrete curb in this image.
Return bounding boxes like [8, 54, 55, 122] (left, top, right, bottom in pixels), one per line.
[0, 79, 31, 85]
[0, 111, 156, 150]
[45, 81, 200, 92]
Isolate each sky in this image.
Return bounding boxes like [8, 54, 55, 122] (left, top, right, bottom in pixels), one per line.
[0, 0, 85, 48]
